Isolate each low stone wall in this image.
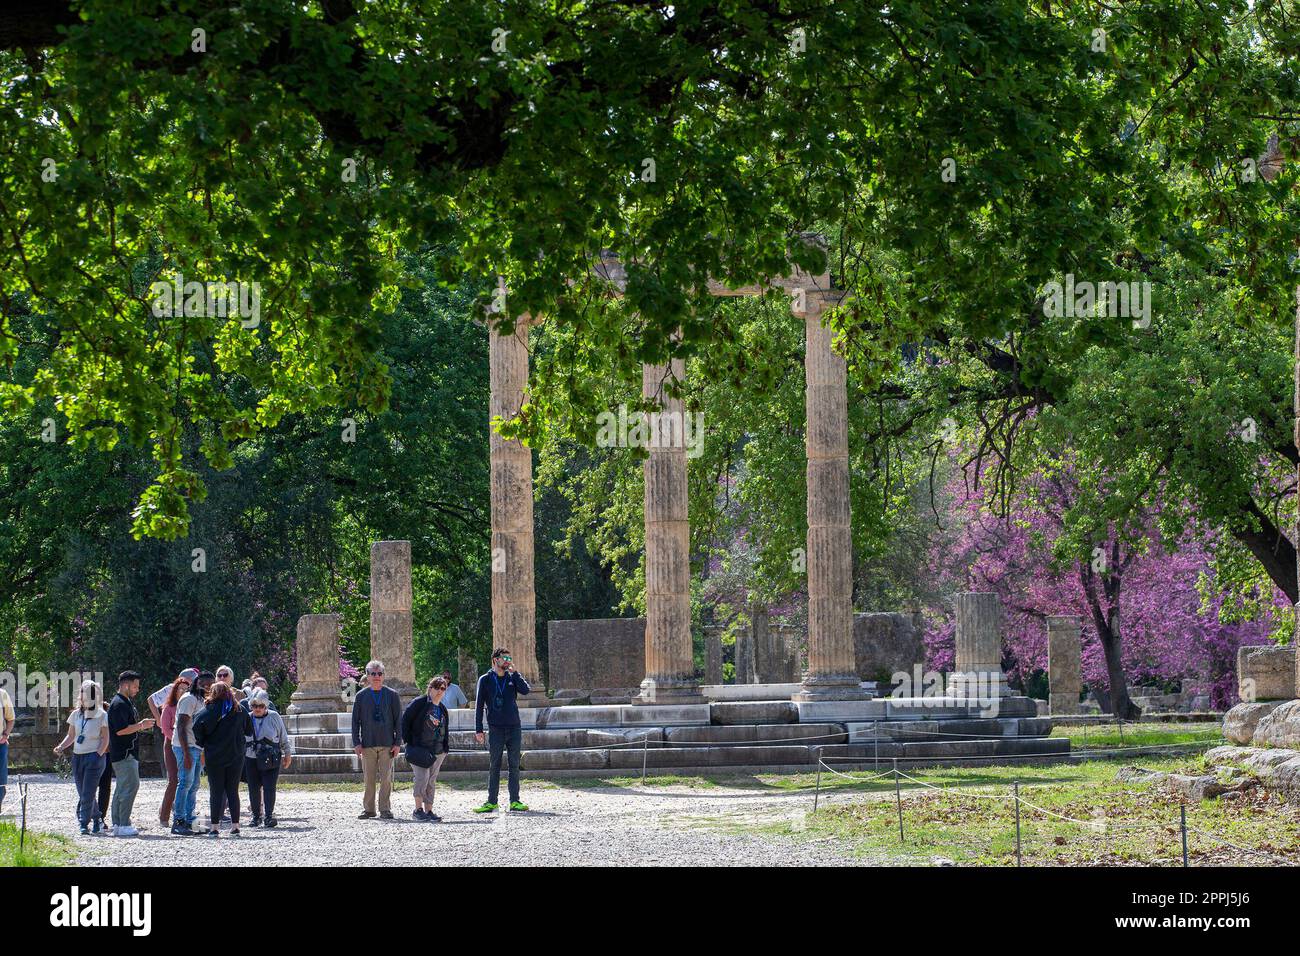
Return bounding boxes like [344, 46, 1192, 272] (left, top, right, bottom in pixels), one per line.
[853, 612, 923, 684]
[547, 618, 646, 702]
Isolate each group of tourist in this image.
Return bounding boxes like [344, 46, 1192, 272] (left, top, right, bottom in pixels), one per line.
[42, 648, 526, 836]
[348, 648, 526, 820]
[52, 664, 292, 837]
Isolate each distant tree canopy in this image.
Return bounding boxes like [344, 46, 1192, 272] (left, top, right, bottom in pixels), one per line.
[2, 1, 1295, 537]
[0, 249, 620, 696]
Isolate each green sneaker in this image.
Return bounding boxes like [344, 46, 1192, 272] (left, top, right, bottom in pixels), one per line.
[508, 801, 529, 812]
[473, 802, 498, 814]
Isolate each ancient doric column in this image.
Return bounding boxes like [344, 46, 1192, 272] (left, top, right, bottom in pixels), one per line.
[370, 540, 417, 702]
[289, 614, 344, 714]
[735, 629, 755, 685]
[456, 647, 478, 701]
[1047, 615, 1083, 714]
[950, 592, 1010, 698]
[489, 314, 546, 702]
[705, 628, 723, 685]
[635, 358, 704, 704]
[795, 295, 868, 701]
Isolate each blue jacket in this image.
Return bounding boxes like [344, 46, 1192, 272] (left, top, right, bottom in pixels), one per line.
[475, 670, 530, 732]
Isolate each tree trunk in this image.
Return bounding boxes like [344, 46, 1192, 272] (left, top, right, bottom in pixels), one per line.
[1080, 562, 1141, 720]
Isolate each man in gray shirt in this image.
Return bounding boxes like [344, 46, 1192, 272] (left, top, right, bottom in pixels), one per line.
[440, 670, 469, 710]
[351, 660, 402, 819]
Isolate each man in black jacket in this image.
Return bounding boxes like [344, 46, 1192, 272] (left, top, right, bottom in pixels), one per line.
[351, 659, 403, 819]
[473, 648, 531, 814]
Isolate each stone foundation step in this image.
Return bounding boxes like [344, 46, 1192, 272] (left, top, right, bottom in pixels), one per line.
[281, 736, 1068, 778]
[289, 719, 1052, 754]
[286, 696, 1044, 735]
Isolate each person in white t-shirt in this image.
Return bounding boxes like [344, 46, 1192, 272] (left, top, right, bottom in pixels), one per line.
[170, 671, 214, 835]
[149, 668, 198, 826]
[53, 680, 111, 834]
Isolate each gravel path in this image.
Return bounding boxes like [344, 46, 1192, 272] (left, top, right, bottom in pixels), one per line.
[14, 774, 882, 866]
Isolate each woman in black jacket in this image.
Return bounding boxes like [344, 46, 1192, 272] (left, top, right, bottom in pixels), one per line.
[401, 676, 451, 822]
[192, 680, 253, 837]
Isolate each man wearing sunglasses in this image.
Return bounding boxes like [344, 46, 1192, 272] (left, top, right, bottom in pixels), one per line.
[473, 648, 531, 814]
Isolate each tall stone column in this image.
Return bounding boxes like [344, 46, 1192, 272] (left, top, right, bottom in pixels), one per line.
[371, 540, 417, 702]
[635, 358, 703, 704]
[456, 647, 478, 702]
[289, 614, 343, 714]
[489, 314, 546, 701]
[1047, 615, 1083, 714]
[950, 592, 1010, 698]
[705, 628, 723, 685]
[735, 629, 755, 685]
[795, 298, 868, 701]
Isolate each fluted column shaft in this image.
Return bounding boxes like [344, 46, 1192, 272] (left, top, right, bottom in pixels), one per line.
[950, 592, 1010, 698]
[795, 300, 867, 701]
[489, 315, 545, 699]
[635, 358, 703, 704]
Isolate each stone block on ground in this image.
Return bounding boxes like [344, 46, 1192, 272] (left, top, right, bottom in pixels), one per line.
[1251, 699, 1300, 750]
[1237, 645, 1296, 702]
[1222, 701, 1285, 745]
[709, 700, 799, 725]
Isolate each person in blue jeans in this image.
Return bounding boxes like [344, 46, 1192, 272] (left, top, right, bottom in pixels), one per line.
[52, 680, 111, 834]
[473, 648, 531, 814]
[170, 671, 214, 835]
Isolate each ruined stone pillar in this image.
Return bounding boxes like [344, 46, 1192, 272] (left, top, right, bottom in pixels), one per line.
[705, 628, 723, 685]
[489, 315, 546, 702]
[795, 298, 868, 701]
[289, 614, 344, 714]
[950, 592, 1011, 698]
[735, 629, 755, 685]
[635, 358, 703, 704]
[1047, 615, 1083, 714]
[456, 647, 478, 701]
[370, 540, 417, 701]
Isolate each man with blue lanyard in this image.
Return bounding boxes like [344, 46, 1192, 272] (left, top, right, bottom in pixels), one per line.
[472, 648, 531, 814]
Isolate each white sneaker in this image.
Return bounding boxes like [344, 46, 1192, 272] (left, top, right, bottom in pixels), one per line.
[115, 825, 138, 837]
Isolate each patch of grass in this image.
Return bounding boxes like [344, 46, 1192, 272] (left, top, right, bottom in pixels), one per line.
[1052, 722, 1224, 751]
[720, 758, 1300, 866]
[0, 819, 74, 867]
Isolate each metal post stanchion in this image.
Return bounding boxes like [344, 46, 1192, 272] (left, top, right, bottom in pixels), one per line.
[814, 757, 823, 814]
[1181, 803, 1189, 867]
[1014, 781, 1022, 867]
[894, 758, 904, 843]
[641, 732, 649, 784]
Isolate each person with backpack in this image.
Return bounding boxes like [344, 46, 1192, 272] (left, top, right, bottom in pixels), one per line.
[244, 689, 292, 827]
[472, 648, 531, 814]
[402, 676, 451, 821]
[192, 680, 252, 837]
